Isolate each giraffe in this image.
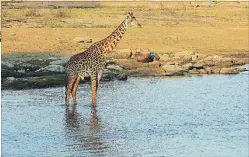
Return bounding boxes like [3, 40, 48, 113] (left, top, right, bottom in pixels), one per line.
[65, 11, 141, 106]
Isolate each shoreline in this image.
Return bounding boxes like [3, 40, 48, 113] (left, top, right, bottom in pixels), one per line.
[1, 52, 248, 90]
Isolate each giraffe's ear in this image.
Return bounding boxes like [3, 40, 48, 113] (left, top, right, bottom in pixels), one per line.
[128, 11, 133, 16]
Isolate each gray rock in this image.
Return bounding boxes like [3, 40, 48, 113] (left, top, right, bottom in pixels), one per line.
[160, 54, 170, 61]
[182, 55, 192, 62]
[236, 67, 247, 72]
[191, 53, 206, 61]
[20, 63, 33, 68]
[198, 55, 233, 67]
[2, 61, 14, 69]
[106, 65, 123, 71]
[193, 63, 204, 69]
[106, 60, 118, 65]
[37, 65, 65, 73]
[233, 58, 249, 65]
[211, 67, 221, 74]
[198, 69, 207, 74]
[189, 69, 200, 74]
[19, 63, 34, 71]
[116, 74, 128, 81]
[220, 67, 239, 74]
[6, 77, 15, 83]
[162, 65, 185, 76]
[198, 56, 215, 66]
[50, 57, 70, 66]
[204, 67, 212, 74]
[182, 63, 193, 70]
[17, 69, 26, 73]
[48, 57, 60, 60]
[102, 70, 115, 81]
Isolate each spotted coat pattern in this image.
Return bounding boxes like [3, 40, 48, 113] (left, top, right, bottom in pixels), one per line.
[65, 12, 140, 106]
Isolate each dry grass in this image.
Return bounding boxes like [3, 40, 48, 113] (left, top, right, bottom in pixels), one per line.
[1, 2, 248, 57]
[25, 9, 41, 17]
[53, 8, 71, 18]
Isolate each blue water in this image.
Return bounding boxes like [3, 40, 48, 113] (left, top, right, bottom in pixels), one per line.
[2, 66, 248, 157]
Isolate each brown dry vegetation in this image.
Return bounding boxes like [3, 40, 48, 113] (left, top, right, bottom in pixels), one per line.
[1, 1, 248, 58]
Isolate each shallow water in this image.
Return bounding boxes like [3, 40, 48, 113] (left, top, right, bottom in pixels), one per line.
[2, 66, 249, 157]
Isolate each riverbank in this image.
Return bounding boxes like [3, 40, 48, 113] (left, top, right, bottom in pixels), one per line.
[1, 51, 248, 90]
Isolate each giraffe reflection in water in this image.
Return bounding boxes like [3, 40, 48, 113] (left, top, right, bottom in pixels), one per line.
[64, 106, 108, 156]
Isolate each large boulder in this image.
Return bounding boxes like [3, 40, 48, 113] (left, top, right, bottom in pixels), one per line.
[211, 67, 221, 74]
[50, 57, 70, 66]
[191, 53, 206, 62]
[219, 67, 239, 74]
[162, 65, 185, 76]
[193, 63, 204, 69]
[189, 69, 200, 74]
[198, 56, 215, 66]
[149, 60, 162, 68]
[199, 55, 234, 67]
[19, 63, 40, 72]
[235, 67, 247, 72]
[116, 74, 128, 81]
[37, 65, 65, 73]
[204, 66, 212, 74]
[102, 69, 116, 81]
[2, 61, 14, 69]
[182, 63, 193, 70]
[160, 54, 170, 61]
[198, 69, 207, 74]
[233, 58, 249, 65]
[4, 77, 15, 84]
[106, 65, 123, 71]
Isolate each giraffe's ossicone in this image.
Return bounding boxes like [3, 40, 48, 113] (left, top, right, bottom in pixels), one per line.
[65, 11, 141, 106]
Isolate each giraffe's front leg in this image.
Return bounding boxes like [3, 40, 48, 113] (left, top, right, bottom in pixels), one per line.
[97, 70, 103, 89]
[91, 74, 97, 106]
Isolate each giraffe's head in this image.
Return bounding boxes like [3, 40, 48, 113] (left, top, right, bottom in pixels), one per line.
[126, 11, 142, 28]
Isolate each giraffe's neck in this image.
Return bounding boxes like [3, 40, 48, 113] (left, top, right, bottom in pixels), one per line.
[97, 19, 128, 54]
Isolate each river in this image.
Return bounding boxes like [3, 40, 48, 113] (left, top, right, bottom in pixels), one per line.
[2, 65, 248, 157]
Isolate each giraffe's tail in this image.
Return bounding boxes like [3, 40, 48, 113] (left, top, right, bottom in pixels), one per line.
[64, 74, 68, 90]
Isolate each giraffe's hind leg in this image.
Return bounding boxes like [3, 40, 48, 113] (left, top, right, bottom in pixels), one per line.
[65, 75, 77, 105]
[72, 76, 81, 105]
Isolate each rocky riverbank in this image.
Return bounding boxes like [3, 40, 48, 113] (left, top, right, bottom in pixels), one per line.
[2, 50, 248, 90]
[1, 53, 127, 90]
